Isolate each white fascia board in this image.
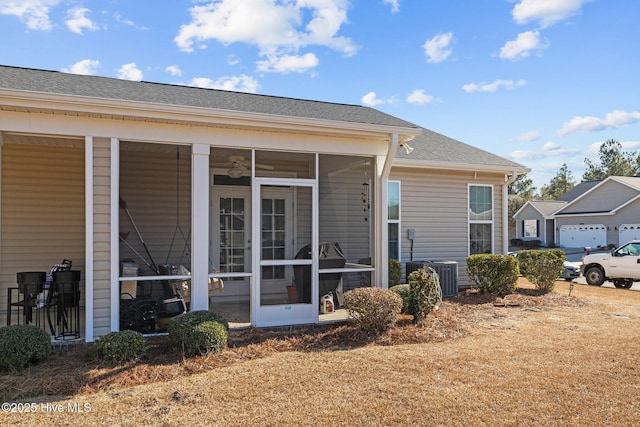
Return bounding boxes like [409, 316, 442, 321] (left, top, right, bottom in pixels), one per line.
[554, 211, 615, 218]
[393, 158, 530, 175]
[0, 89, 422, 140]
[611, 193, 640, 214]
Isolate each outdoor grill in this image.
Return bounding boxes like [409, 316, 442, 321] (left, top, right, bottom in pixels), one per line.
[293, 242, 346, 306]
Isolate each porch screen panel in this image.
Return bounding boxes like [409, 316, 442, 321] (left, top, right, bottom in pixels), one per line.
[319, 155, 374, 292]
[1, 140, 86, 323]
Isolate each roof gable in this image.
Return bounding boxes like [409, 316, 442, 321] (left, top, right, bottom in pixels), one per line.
[555, 176, 640, 215]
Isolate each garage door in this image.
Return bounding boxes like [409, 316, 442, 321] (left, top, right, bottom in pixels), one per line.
[619, 224, 640, 245]
[559, 224, 606, 248]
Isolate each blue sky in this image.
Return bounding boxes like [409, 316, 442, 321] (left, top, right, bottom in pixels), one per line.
[1, 0, 639, 190]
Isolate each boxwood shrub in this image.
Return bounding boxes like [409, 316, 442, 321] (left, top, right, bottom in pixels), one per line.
[0, 324, 51, 371]
[517, 249, 565, 293]
[168, 310, 228, 357]
[343, 287, 402, 335]
[93, 330, 146, 363]
[389, 284, 411, 314]
[467, 254, 519, 296]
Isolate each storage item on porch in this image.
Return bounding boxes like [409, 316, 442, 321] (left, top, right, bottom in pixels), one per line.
[293, 242, 346, 306]
[320, 292, 335, 314]
[51, 270, 81, 340]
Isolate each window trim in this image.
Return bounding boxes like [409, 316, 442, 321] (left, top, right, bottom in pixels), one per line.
[468, 184, 494, 255]
[388, 180, 401, 261]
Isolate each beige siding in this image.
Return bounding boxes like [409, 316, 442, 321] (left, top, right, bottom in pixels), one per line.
[513, 203, 544, 241]
[92, 138, 112, 338]
[1, 140, 85, 324]
[561, 180, 638, 214]
[389, 168, 507, 288]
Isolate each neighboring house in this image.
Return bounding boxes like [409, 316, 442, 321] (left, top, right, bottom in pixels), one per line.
[0, 65, 527, 342]
[512, 200, 567, 247]
[514, 177, 640, 248]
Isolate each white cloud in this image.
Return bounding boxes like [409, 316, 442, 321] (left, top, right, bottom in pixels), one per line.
[61, 59, 100, 75]
[117, 63, 143, 81]
[506, 141, 580, 161]
[462, 79, 526, 93]
[165, 65, 182, 77]
[361, 91, 396, 107]
[422, 32, 453, 63]
[512, 130, 541, 142]
[500, 30, 546, 61]
[256, 52, 319, 73]
[557, 110, 640, 136]
[174, 0, 355, 74]
[65, 7, 99, 34]
[406, 89, 434, 105]
[512, 0, 586, 28]
[0, 0, 59, 30]
[383, 0, 399, 14]
[188, 75, 259, 93]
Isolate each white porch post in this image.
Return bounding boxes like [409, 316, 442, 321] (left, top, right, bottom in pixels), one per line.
[110, 137, 120, 331]
[375, 133, 400, 288]
[84, 136, 94, 341]
[190, 143, 210, 310]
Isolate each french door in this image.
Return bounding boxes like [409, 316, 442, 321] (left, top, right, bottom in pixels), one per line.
[253, 178, 317, 327]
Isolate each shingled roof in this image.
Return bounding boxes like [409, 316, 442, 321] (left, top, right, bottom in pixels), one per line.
[395, 127, 527, 172]
[0, 65, 420, 130]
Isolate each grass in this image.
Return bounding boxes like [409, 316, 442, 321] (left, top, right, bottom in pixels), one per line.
[2, 278, 640, 426]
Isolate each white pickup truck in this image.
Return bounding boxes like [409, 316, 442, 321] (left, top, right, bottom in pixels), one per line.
[580, 241, 640, 288]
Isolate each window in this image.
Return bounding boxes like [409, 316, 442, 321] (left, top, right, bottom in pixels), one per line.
[523, 219, 538, 238]
[388, 181, 400, 260]
[469, 185, 493, 254]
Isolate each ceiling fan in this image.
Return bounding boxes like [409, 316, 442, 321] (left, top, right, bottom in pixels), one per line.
[212, 155, 275, 178]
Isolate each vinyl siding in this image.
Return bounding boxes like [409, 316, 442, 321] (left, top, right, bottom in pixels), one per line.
[513, 204, 544, 240]
[560, 179, 638, 214]
[1, 140, 85, 325]
[92, 138, 112, 338]
[389, 168, 507, 288]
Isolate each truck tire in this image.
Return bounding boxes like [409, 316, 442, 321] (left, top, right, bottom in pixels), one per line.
[585, 266, 605, 286]
[613, 279, 633, 289]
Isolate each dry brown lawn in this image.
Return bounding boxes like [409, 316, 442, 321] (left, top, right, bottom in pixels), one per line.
[2, 278, 640, 426]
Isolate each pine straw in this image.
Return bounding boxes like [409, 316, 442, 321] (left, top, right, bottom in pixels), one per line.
[0, 280, 589, 402]
[3, 279, 640, 426]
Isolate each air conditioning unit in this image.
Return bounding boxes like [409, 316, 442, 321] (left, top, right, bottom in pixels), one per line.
[405, 260, 458, 298]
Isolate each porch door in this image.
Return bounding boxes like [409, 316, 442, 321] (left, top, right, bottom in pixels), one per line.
[253, 179, 317, 327]
[211, 187, 251, 279]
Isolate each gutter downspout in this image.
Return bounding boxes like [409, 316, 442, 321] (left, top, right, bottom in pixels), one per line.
[376, 133, 401, 288]
[503, 170, 519, 254]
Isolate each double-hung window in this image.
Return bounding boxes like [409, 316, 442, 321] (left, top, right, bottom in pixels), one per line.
[388, 181, 400, 260]
[469, 185, 493, 254]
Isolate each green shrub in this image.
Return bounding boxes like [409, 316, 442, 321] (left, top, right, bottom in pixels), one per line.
[389, 284, 411, 314]
[343, 287, 402, 335]
[168, 310, 228, 357]
[408, 267, 442, 323]
[0, 324, 51, 371]
[93, 330, 145, 363]
[518, 249, 565, 293]
[467, 254, 519, 296]
[388, 259, 401, 287]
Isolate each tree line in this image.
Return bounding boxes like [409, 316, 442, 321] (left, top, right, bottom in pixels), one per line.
[508, 139, 640, 221]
